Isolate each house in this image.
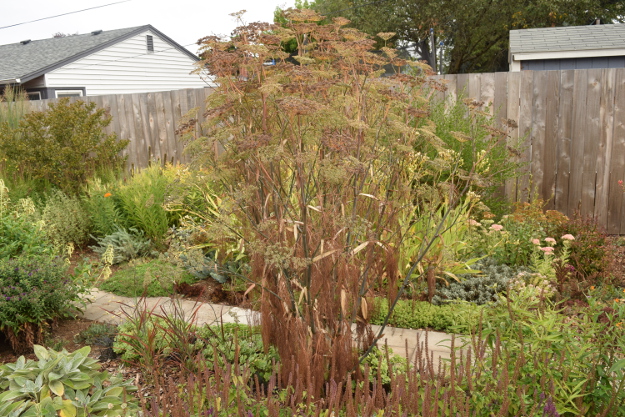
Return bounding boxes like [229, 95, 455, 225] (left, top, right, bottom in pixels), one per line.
[0, 25, 209, 100]
[509, 24, 625, 72]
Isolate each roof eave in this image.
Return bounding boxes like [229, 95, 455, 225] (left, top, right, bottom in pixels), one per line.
[0, 78, 21, 85]
[512, 48, 625, 61]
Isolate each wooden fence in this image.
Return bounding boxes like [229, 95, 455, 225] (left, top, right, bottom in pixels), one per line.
[27, 87, 215, 172]
[434, 69, 625, 234]
[10, 69, 625, 233]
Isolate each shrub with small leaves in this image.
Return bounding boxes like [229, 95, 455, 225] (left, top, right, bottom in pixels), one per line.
[90, 226, 153, 264]
[0, 255, 84, 353]
[0, 98, 128, 193]
[41, 189, 91, 247]
[432, 258, 529, 305]
[371, 298, 480, 333]
[0, 345, 137, 416]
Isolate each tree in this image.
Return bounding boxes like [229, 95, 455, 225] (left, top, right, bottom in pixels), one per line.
[312, 0, 625, 73]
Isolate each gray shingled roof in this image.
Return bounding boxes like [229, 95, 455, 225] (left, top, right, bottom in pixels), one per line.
[510, 24, 625, 54]
[0, 25, 198, 83]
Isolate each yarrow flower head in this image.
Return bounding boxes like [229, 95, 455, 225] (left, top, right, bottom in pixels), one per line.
[468, 219, 481, 226]
[561, 234, 575, 241]
[540, 246, 555, 254]
[532, 238, 541, 245]
[544, 237, 556, 245]
[490, 224, 504, 231]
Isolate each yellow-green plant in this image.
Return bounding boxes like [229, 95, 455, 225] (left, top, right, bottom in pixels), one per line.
[0, 86, 29, 130]
[0, 98, 128, 193]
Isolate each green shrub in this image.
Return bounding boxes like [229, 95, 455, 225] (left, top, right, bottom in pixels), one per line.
[432, 258, 529, 305]
[371, 298, 480, 333]
[464, 291, 625, 416]
[83, 178, 125, 237]
[0, 345, 137, 416]
[99, 258, 194, 297]
[429, 96, 522, 210]
[0, 98, 128, 193]
[90, 227, 153, 265]
[74, 322, 118, 346]
[0, 255, 85, 353]
[556, 213, 611, 281]
[115, 165, 175, 245]
[41, 189, 91, 247]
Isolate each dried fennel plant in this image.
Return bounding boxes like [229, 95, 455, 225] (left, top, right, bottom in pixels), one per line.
[185, 9, 492, 396]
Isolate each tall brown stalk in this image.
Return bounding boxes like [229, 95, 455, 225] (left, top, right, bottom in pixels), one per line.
[187, 9, 483, 396]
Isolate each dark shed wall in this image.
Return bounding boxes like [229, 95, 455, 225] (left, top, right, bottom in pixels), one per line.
[521, 56, 625, 70]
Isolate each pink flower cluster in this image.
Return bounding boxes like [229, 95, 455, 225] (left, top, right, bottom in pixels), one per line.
[490, 224, 504, 231]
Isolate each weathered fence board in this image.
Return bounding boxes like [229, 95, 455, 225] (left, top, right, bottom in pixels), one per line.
[8, 68, 625, 233]
[435, 69, 625, 233]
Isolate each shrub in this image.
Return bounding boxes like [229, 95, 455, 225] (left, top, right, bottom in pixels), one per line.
[556, 213, 611, 281]
[90, 226, 153, 264]
[0, 345, 138, 416]
[83, 177, 126, 237]
[99, 258, 195, 297]
[0, 255, 84, 353]
[370, 297, 480, 333]
[465, 291, 625, 416]
[429, 96, 522, 211]
[474, 199, 569, 267]
[41, 189, 91, 247]
[432, 258, 529, 305]
[74, 322, 118, 346]
[114, 164, 176, 245]
[0, 98, 128, 193]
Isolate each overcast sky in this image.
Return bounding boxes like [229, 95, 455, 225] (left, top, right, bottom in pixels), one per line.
[0, 0, 296, 54]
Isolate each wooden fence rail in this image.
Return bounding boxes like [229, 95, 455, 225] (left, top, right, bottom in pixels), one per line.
[5, 69, 625, 233]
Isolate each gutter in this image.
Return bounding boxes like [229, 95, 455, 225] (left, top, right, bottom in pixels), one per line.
[0, 78, 21, 85]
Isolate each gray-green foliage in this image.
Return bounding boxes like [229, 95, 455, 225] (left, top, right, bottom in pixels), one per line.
[90, 227, 153, 264]
[0, 345, 137, 417]
[432, 258, 529, 305]
[162, 227, 229, 284]
[41, 189, 91, 247]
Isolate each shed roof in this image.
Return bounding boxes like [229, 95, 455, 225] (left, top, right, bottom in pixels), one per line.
[0, 25, 198, 84]
[510, 24, 625, 55]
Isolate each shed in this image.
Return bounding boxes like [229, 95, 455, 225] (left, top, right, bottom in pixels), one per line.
[0, 25, 209, 99]
[509, 24, 625, 72]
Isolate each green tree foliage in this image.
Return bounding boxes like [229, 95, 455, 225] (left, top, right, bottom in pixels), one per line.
[312, 0, 625, 73]
[0, 98, 128, 193]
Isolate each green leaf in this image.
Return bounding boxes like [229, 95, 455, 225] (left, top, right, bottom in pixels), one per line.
[59, 399, 77, 417]
[33, 345, 50, 361]
[609, 358, 625, 374]
[48, 380, 65, 396]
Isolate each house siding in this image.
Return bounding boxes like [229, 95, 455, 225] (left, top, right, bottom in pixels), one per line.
[44, 30, 208, 95]
[521, 56, 625, 71]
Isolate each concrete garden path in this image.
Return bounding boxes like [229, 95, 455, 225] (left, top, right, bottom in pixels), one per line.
[79, 289, 462, 365]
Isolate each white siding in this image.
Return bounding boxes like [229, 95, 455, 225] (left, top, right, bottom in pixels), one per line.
[45, 30, 210, 95]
